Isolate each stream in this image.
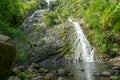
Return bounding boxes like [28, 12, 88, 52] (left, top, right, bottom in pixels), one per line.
[40, 62, 112, 80]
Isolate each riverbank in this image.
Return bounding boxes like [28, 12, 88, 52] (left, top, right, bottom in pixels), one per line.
[7, 61, 120, 80]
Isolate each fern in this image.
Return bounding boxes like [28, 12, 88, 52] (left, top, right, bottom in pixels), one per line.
[101, 2, 120, 29]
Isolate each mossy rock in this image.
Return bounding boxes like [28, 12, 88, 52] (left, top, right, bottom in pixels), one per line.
[0, 35, 16, 80]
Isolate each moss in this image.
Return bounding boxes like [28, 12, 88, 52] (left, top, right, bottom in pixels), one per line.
[41, 39, 46, 44]
[62, 44, 72, 55]
[18, 71, 35, 79]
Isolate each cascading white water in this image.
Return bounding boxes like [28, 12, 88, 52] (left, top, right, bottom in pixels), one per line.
[68, 18, 94, 62]
[45, 0, 55, 10]
[45, 0, 51, 10]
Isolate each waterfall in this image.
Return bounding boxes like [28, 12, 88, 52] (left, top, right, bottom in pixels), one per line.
[68, 18, 94, 62]
[45, 0, 51, 10]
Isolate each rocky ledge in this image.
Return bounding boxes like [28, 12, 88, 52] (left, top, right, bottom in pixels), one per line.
[8, 63, 73, 80]
[18, 10, 76, 64]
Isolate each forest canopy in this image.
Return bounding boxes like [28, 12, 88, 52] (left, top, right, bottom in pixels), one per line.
[0, 0, 46, 38]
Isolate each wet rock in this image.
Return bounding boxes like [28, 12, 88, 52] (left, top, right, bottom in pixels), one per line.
[101, 71, 111, 77]
[68, 73, 73, 76]
[0, 35, 16, 80]
[32, 76, 45, 80]
[7, 76, 21, 80]
[57, 69, 69, 76]
[28, 63, 38, 72]
[57, 77, 64, 80]
[110, 56, 120, 64]
[109, 69, 120, 75]
[45, 73, 54, 80]
[109, 76, 119, 80]
[93, 72, 101, 76]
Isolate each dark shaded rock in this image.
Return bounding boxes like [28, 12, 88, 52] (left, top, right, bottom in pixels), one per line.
[101, 71, 111, 77]
[80, 69, 85, 72]
[51, 70, 57, 76]
[11, 67, 19, 76]
[0, 35, 16, 80]
[33, 64, 40, 70]
[109, 69, 120, 75]
[109, 70, 116, 75]
[112, 66, 120, 70]
[34, 73, 40, 77]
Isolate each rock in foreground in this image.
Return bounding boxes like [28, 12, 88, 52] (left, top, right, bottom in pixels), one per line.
[0, 35, 16, 80]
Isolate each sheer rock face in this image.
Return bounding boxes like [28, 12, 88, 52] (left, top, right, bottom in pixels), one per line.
[0, 35, 16, 80]
[20, 10, 76, 63]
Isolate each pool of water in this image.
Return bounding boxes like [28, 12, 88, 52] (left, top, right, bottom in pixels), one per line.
[40, 62, 112, 80]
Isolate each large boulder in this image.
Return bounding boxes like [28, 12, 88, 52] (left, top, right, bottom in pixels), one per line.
[101, 71, 111, 77]
[0, 35, 16, 80]
[57, 69, 70, 76]
[19, 10, 76, 64]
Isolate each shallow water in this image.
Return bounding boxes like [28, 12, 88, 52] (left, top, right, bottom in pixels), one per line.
[40, 62, 112, 80]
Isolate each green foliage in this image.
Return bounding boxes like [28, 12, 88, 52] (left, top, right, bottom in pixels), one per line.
[38, 0, 47, 9]
[62, 44, 71, 55]
[116, 77, 120, 80]
[0, 21, 23, 38]
[0, 0, 40, 38]
[101, 2, 120, 34]
[45, 0, 120, 57]
[18, 0, 39, 18]
[50, 0, 59, 10]
[17, 50, 28, 62]
[18, 72, 26, 79]
[112, 22, 120, 33]
[43, 11, 59, 26]
[18, 71, 35, 79]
